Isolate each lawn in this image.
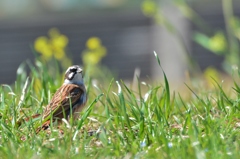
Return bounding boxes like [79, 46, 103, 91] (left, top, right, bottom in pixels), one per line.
[0, 53, 239, 159]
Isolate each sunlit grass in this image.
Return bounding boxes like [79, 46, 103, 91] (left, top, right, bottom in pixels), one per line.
[0, 53, 239, 159]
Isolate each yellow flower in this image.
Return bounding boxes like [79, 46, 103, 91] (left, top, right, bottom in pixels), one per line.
[86, 37, 101, 50]
[82, 37, 107, 66]
[204, 67, 220, 88]
[33, 78, 42, 95]
[54, 35, 68, 48]
[34, 28, 69, 61]
[141, 0, 158, 17]
[209, 32, 226, 54]
[34, 36, 52, 58]
[53, 49, 65, 60]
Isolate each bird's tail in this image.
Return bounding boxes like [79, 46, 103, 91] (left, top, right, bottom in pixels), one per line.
[35, 120, 51, 134]
[24, 114, 41, 122]
[17, 113, 41, 127]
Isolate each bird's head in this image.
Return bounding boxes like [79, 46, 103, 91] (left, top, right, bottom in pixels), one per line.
[64, 65, 84, 85]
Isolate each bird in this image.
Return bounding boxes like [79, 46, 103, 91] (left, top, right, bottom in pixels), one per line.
[36, 65, 87, 133]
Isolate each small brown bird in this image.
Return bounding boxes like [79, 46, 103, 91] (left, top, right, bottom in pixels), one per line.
[36, 65, 87, 133]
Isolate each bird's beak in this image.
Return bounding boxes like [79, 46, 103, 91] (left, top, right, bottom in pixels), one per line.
[77, 68, 82, 73]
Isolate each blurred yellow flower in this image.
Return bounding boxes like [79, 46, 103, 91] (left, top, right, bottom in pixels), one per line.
[34, 36, 52, 59]
[209, 32, 226, 54]
[82, 37, 107, 66]
[204, 66, 220, 88]
[141, 0, 158, 17]
[86, 37, 101, 50]
[33, 78, 42, 95]
[34, 28, 68, 61]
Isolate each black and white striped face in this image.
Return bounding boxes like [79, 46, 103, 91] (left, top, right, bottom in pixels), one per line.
[64, 65, 83, 85]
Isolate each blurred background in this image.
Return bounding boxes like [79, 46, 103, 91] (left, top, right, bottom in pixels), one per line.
[0, 0, 240, 84]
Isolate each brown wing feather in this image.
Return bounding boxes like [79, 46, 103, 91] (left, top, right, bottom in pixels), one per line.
[42, 84, 83, 119]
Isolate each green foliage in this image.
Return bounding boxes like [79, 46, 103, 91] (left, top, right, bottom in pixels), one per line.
[194, 31, 227, 54]
[184, 0, 240, 72]
[0, 52, 239, 158]
[141, 0, 240, 74]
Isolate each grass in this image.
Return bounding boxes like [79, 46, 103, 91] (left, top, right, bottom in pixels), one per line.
[0, 53, 240, 159]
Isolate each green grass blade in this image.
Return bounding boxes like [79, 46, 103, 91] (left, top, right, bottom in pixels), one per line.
[153, 51, 170, 117]
[73, 93, 103, 140]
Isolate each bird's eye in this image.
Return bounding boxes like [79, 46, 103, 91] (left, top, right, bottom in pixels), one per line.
[70, 68, 77, 72]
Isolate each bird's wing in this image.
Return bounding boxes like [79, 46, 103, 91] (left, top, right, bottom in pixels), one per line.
[42, 84, 84, 119]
